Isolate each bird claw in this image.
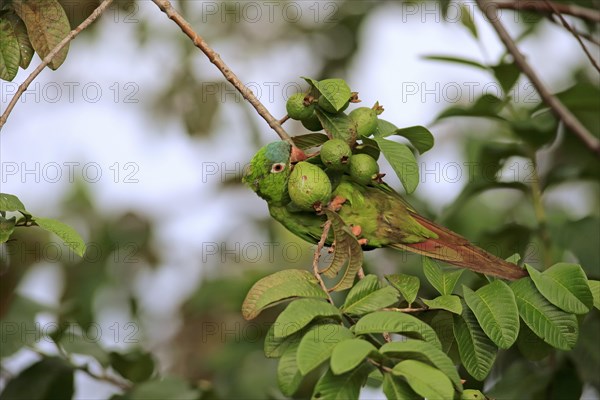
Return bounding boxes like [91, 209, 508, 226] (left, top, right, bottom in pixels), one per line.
[350, 224, 368, 246]
[328, 196, 347, 212]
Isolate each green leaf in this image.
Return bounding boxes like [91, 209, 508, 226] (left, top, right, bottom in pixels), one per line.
[381, 339, 462, 391]
[385, 274, 420, 305]
[375, 123, 435, 155]
[526, 263, 593, 314]
[292, 133, 329, 150]
[242, 269, 328, 320]
[297, 324, 354, 375]
[0, 295, 48, 358]
[422, 295, 463, 314]
[461, 389, 487, 399]
[278, 340, 303, 396]
[453, 303, 497, 381]
[422, 311, 459, 363]
[374, 119, 399, 136]
[491, 61, 520, 94]
[354, 311, 441, 349]
[1, 357, 74, 400]
[129, 376, 199, 400]
[589, 280, 600, 310]
[0, 192, 27, 212]
[0, 215, 16, 243]
[34, 217, 86, 257]
[316, 109, 357, 144]
[0, 17, 20, 81]
[342, 276, 399, 315]
[59, 333, 110, 367]
[392, 126, 435, 154]
[343, 274, 380, 307]
[462, 280, 519, 348]
[13, 0, 71, 70]
[354, 136, 380, 160]
[436, 94, 505, 120]
[316, 78, 352, 112]
[264, 324, 300, 358]
[274, 298, 341, 338]
[510, 278, 579, 350]
[311, 364, 371, 400]
[516, 322, 552, 361]
[382, 374, 421, 400]
[373, 137, 419, 194]
[321, 210, 364, 291]
[422, 55, 487, 70]
[460, 4, 478, 38]
[423, 258, 463, 296]
[392, 360, 454, 400]
[330, 338, 377, 375]
[109, 350, 155, 383]
[6, 13, 34, 69]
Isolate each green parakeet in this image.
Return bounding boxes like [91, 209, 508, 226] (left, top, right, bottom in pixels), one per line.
[243, 141, 526, 280]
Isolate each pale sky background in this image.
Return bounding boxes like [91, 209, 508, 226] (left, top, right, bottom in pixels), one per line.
[0, 1, 597, 398]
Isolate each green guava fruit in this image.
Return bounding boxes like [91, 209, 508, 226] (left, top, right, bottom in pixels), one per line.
[301, 112, 323, 132]
[286, 93, 315, 120]
[320, 139, 352, 170]
[288, 162, 332, 211]
[348, 107, 378, 137]
[349, 153, 379, 185]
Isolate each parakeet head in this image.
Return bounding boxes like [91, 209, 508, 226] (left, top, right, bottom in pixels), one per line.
[243, 141, 306, 206]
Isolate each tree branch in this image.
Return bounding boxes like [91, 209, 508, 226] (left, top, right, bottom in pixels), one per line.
[313, 220, 335, 304]
[492, 0, 600, 23]
[0, 0, 115, 130]
[477, 0, 600, 156]
[151, 0, 293, 144]
[543, 0, 600, 73]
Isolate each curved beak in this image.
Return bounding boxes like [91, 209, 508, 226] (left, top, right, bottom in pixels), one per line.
[290, 146, 307, 164]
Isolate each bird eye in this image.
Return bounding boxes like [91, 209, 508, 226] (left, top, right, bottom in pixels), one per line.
[271, 163, 286, 173]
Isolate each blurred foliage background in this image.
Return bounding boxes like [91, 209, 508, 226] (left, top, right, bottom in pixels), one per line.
[1, 0, 599, 398]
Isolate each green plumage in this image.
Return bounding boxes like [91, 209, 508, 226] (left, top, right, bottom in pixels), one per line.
[243, 141, 526, 280]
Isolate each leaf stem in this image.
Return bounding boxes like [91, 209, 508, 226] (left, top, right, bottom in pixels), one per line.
[476, 0, 600, 156]
[382, 307, 428, 313]
[151, 0, 293, 144]
[0, 0, 115, 130]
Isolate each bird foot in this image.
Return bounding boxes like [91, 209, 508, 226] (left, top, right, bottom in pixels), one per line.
[350, 225, 368, 246]
[328, 196, 347, 212]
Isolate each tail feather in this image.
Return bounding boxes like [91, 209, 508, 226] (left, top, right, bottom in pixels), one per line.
[391, 213, 527, 280]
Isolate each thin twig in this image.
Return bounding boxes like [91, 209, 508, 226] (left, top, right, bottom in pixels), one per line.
[548, 15, 600, 46]
[313, 221, 334, 304]
[543, 0, 600, 72]
[75, 365, 132, 391]
[492, 0, 600, 23]
[477, 0, 600, 156]
[0, 0, 115, 130]
[528, 154, 552, 268]
[278, 115, 290, 125]
[152, 0, 293, 144]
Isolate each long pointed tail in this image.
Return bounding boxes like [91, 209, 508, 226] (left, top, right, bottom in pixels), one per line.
[391, 213, 527, 280]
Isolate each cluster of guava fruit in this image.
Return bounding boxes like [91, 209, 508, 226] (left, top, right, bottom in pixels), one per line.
[285, 88, 384, 212]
